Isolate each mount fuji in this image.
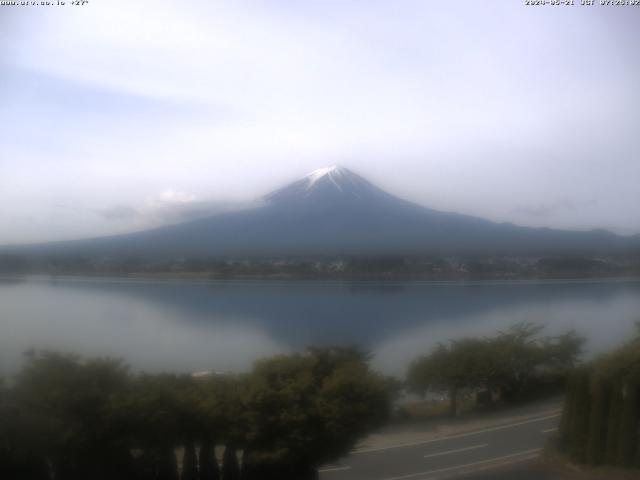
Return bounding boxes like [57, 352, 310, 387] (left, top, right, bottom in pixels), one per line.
[6, 166, 638, 257]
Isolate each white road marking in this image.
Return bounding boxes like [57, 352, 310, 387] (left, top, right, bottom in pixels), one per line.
[542, 427, 558, 433]
[380, 448, 542, 480]
[353, 411, 560, 455]
[437, 452, 541, 480]
[423, 443, 488, 459]
[318, 466, 352, 473]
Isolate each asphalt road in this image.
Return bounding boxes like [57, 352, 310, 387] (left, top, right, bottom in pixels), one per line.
[319, 410, 561, 480]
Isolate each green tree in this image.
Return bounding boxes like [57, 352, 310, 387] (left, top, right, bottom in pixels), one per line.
[408, 324, 585, 412]
[485, 324, 583, 401]
[241, 347, 391, 478]
[198, 435, 220, 480]
[222, 445, 240, 480]
[0, 372, 50, 480]
[182, 440, 198, 480]
[407, 338, 490, 416]
[486, 323, 546, 400]
[109, 373, 193, 480]
[13, 351, 133, 480]
[197, 371, 247, 480]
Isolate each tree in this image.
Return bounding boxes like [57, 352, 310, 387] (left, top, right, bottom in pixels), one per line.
[13, 351, 132, 480]
[182, 441, 198, 480]
[0, 373, 50, 480]
[222, 445, 240, 480]
[541, 330, 585, 371]
[407, 338, 490, 416]
[240, 347, 391, 477]
[196, 374, 247, 445]
[198, 435, 220, 480]
[484, 323, 584, 401]
[109, 373, 194, 480]
[408, 324, 585, 412]
[486, 323, 546, 400]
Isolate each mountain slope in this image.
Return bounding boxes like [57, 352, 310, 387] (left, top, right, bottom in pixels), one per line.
[5, 166, 639, 257]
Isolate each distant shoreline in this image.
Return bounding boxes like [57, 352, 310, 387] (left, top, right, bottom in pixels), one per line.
[3, 253, 639, 283]
[3, 272, 640, 287]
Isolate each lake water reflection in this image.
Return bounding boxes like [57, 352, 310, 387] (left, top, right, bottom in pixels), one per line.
[1, 276, 639, 377]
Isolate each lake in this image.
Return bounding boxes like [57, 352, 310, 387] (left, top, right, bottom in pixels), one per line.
[1, 275, 639, 377]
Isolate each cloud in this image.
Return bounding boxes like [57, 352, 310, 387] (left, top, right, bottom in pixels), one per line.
[96, 205, 139, 221]
[514, 198, 597, 219]
[155, 189, 197, 205]
[95, 189, 262, 228]
[514, 200, 576, 218]
[147, 199, 260, 225]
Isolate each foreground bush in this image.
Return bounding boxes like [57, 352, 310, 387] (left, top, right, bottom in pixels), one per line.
[0, 347, 392, 480]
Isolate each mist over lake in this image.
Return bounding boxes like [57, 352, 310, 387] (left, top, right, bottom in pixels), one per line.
[1, 275, 638, 377]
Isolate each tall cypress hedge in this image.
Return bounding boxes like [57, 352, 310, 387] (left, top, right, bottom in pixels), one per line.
[567, 368, 591, 463]
[559, 377, 575, 446]
[604, 378, 624, 465]
[561, 333, 640, 470]
[585, 378, 610, 465]
[617, 376, 640, 468]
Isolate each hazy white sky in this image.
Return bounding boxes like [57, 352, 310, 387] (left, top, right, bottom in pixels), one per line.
[1, 0, 639, 243]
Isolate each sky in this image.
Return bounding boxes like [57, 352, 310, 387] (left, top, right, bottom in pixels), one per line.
[1, 0, 639, 244]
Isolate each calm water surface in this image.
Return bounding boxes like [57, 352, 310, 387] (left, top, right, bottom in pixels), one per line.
[1, 275, 639, 377]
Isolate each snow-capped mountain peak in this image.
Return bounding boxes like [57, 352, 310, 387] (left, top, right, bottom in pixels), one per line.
[7, 166, 635, 257]
[305, 165, 347, 191]
[264, 165, 390, 205]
